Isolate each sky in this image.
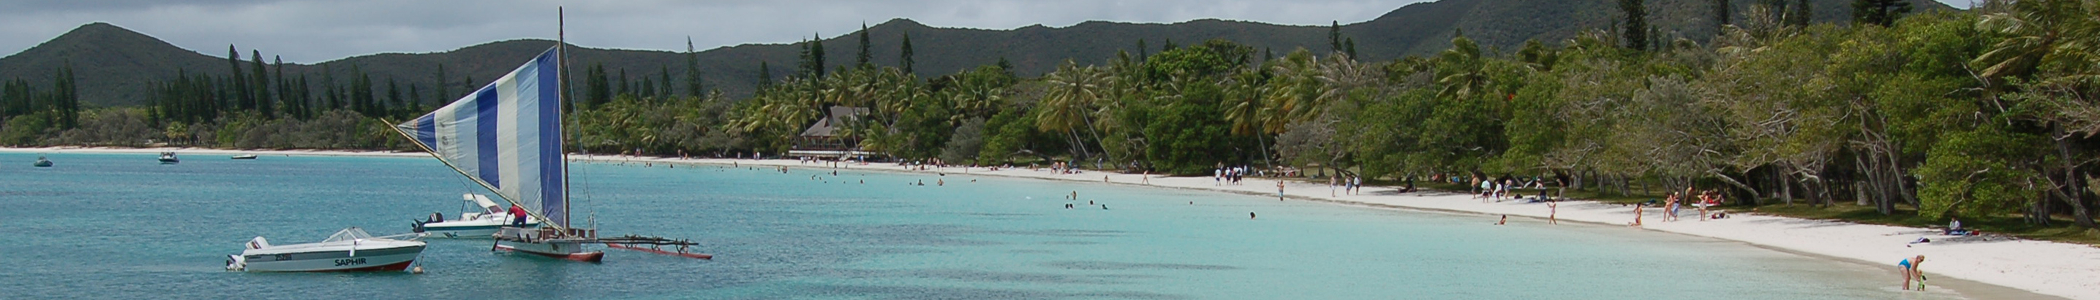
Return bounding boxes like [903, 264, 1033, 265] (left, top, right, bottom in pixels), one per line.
[0, 0, 1975, 64]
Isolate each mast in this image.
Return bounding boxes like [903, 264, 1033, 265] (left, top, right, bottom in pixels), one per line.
[558, 6, 576, 231]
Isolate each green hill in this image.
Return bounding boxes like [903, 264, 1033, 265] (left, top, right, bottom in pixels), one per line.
[0, 0, 1948, 107]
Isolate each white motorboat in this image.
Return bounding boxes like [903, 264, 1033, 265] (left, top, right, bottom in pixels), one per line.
[231, 154, 259, 160]
[158, 152, 179, 164]
[226, 227, 426, 272]
[413, 194, 541, 238]
[34, 155, 52, 167]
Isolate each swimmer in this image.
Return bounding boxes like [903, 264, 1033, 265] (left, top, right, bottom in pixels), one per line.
[1250, 212, 1256, 219]
[1496, 215, 1507, 225]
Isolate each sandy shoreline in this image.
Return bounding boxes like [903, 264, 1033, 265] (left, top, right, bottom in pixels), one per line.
[11, 147, 2093, 299]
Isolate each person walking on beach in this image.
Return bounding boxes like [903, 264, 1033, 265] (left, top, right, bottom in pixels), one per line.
[1696, 190, 1712, 221]
[1330, 176, 1338, 197]
[1665, 193, 1680, 222]
[1899, 255, 1926, 290]
[1351, 176, 1362, 195]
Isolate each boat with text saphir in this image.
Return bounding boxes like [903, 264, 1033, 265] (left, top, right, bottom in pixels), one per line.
[391, 40, 709, 262]
[226, 227, 426, 272]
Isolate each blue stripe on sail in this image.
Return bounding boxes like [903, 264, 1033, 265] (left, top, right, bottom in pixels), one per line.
[475, 88, 500, 188]
[414, 114, 436, 150]
[533, 50, 566, 227]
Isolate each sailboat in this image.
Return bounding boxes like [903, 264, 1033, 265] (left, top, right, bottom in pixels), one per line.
[392, 39, 707, 262]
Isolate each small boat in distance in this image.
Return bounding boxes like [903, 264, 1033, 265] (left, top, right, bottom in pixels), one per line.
[158, 152, 179, 164]
[231, 154, 258, 160]
[226, 227, 426, 272]
[412, 194, 541, 238]
[33, 155, 52, 167]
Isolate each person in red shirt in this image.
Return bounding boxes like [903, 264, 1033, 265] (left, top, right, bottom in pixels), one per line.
[509, 204, 528, 227]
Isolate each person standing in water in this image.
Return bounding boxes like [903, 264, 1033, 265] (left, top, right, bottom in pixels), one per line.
[1277, 180, 1287, 201]
[1899, 255, 1926, 290]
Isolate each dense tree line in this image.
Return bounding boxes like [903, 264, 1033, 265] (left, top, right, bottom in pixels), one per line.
[0, 65, 79, 145]
[6, 0, 2096, 228]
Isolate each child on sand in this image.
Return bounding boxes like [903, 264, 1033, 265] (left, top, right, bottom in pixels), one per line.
[1548, 200, 1558, 225]
[1630, 204, 1644, 227]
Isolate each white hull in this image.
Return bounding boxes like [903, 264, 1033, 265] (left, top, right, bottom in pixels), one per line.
[422, 217, 539, 238]
[229, 228, 425, 272]
[238, 245, 424, 272]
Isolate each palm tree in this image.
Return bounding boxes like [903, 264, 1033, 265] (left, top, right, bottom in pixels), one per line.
[1972, 0, 2099, 87]
[1264, 49, 1321, 133]
[1436, 34, 1488, 101]
[1037, 61, 1111, 160]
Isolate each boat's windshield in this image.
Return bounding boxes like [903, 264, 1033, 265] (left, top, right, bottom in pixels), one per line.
[322, 227, 373, 242]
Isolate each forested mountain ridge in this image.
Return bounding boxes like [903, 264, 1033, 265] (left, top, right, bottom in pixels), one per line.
[0, 0, 1947, 107]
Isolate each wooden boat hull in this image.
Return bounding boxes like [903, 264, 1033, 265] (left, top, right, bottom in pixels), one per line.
[495, 240, 603, 262]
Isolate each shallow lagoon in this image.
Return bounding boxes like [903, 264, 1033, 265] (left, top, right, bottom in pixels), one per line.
[0, 153, 1962, 299]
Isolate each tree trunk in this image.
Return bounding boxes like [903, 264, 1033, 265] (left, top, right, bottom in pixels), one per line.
[2055, 128, 2097, 228]
[1780, 168, 1794, 206]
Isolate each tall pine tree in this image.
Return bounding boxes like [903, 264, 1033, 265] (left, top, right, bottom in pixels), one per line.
[1329, 21, 1343, 54]
[685, 37, 705, 97]
[249, 50, 272, 118]
[1716, 0, 1732, 32]
[857, 22, 872, 68]
[1851, 0, 1911, 27]
[899, 33, 914, 75]
[227, 45, 253, 111]
[1621, 0, 1649, 50]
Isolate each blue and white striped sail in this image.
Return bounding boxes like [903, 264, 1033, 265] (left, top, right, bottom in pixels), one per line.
[395, 48, 567, 228]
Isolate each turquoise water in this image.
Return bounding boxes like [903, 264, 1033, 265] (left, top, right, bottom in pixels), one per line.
[0, 152, 1955, 299]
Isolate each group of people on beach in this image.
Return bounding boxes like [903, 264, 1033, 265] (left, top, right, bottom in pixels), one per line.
[1627, 187, 1730, 226]
[1329, 175, 1363, 197]
[1214, 166, 1251, 186]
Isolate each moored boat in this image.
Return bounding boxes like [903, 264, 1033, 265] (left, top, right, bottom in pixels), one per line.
[231, 154, 258, 160]
[412, 194, 541, 238]
[158, 152, 179, 164]
[33, 155, 52, 167]
[226, 227, 426, 272]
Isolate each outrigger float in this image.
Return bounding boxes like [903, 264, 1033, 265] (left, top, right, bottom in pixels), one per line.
[392, 9, 709, 262]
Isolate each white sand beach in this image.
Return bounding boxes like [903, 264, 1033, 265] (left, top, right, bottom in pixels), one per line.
[11, 147, 2094, 299]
